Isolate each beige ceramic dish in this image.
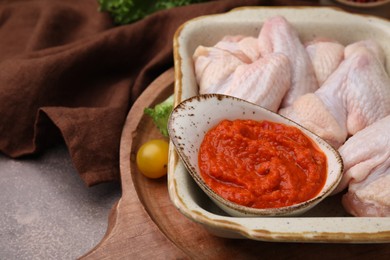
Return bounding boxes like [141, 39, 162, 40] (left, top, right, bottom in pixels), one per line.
[169, 7, 390, 242]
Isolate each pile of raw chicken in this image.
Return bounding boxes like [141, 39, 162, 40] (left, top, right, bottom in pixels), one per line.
[193, 16, 390, 217]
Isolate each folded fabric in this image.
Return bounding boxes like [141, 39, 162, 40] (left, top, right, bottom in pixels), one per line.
[0, 0, 318, 186]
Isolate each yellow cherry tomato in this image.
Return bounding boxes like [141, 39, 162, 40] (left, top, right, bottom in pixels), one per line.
[136, 139, 169, 179]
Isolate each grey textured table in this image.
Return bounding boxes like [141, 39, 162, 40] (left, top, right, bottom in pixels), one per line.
[0, 145, 121, 259]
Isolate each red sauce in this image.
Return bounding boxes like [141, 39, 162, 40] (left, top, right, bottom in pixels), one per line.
[198, 119, 327, 209]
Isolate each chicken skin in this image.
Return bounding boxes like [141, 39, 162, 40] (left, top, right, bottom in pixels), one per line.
[305, 38, 345, 85]
[214, 35, 261, 63]
[223, 53, 291, 112]
[194, 46, 245, 94]
[258, 16, 318, 107]
[280, 41, 390, 148]
[194, 41, 291, 112]
[335, 115, 390, 217]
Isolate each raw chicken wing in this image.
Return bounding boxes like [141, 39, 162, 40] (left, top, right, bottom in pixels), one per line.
[258, 16, 318, 107]
[305, 38, 345, 85]
[279, 93, 347, 148]
[224, 53, 291, 112]
[214, 35, 261, 63]
[344, 39, 385, 65]
[326, 42, 390, 135]
[335, 115, 390, 217]
[280, 41, 390, 147]
[194, 33, 291, 112]
[193, 46, 245, 94]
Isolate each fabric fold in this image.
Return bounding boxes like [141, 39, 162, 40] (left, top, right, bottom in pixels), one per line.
[1, 0, 274, 185]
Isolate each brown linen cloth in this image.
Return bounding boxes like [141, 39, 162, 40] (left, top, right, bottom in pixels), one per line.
[0, 0, 319, 186]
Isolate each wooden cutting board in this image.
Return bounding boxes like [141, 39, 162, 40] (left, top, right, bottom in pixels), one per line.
[80, 68, 390, 259]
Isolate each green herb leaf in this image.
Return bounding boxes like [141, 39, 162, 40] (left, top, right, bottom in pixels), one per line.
[144, 94, 174, 137]
[98, 0, 208, 25]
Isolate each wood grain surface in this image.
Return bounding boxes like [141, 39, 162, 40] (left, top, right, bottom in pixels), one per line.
[80, 68, 390, 259]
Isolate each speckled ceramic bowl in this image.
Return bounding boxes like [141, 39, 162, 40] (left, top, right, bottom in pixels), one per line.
[168, 6, 390, 242]
[168, 94, 343, 217]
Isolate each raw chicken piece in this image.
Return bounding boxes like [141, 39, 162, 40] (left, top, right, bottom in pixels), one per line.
[258, 16, 318, 107]
[214, 35, 261, 63]
[342, 173, 390, 217]
[193, 46, 245, 94]
[305, 38, 344, 85]
[334, 115, 390, 217]
[279, 93, 347, 148]
[224, 53, 291, 112]
[324, 42, 390, 135]
[194, 34, 291, 112]
[280, 41, 390, 147]
[344, 39, 385, 65]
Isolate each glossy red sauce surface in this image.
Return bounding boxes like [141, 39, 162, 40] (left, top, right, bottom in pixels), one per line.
[198, 119, 327, 209]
